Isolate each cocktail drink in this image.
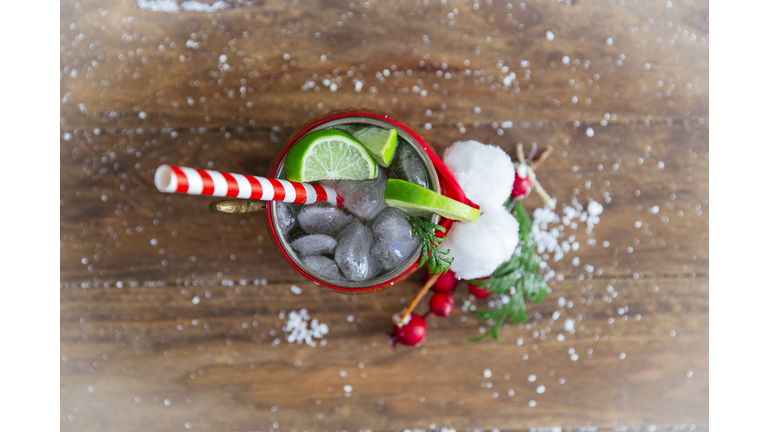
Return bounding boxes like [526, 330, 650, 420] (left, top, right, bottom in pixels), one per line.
[154, 109, 479, 294]
[268, 110, 443, 294]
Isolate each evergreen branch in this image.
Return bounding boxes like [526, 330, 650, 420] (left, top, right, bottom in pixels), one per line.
[407, 216, 454, 275]
[467, 200, 551, 341]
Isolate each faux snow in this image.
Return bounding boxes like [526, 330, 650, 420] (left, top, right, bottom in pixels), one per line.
[441, 208, 519, 280]
[282, 309, 329, 347]
[443, 140, 516, 209]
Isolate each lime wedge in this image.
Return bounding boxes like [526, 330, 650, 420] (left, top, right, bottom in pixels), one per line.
[285, 130, 378, 182]
[384, 179, 480, 223]
[350, 126, 398, 167]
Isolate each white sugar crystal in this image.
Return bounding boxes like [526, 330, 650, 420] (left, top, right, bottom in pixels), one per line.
[562, 56, 570, 65]
[536, 385, 545, 394]
[290, 285, 302, 295]
[606, 37, 614, 45]
[483, 369, 492, 378]
[587, 201, 603, 216]
[528, 374, 537, 382]
[586, 127, 594, 137]
[529, 400, 537, 407]
[502, 72, 517, 86]
[564, 319, 575, 333]
[546, 31, 555, 41]
[282, 309, 329, 347]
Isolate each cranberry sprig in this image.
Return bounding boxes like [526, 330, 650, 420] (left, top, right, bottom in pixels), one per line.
[392, 144, 555, 346]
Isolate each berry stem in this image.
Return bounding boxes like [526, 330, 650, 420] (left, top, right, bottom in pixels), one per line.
[529, 145, 554, 171]
[399, 274, 440, 326]
[516, 143, 555, 210]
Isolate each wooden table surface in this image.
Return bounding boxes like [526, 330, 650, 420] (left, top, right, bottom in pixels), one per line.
[60, 0, 709, 430]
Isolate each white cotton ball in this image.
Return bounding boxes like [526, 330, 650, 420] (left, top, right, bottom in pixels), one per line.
[442, 208, 519, 280]
[443, 140, 516, 209]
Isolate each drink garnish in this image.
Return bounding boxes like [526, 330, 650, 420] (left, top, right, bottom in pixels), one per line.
[384, 179, 481, 223]
[343, 126, 399, 167]
[406, 216, 454, 275]
[284, 129, 377, 182]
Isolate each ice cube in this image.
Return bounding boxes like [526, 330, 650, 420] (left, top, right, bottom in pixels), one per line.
[391, 143, 429, 189]
[290, 234, 337, 256]
[370, 208, 420, 271]
[334, 221, 379, 282]
[332, 171, 387, 221]
[301, 255, 346, 282]
[297, 204, 350, 235]
[275, 202, 295, 233]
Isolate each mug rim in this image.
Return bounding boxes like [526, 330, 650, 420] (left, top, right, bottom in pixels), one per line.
[267, 110, 441, 293]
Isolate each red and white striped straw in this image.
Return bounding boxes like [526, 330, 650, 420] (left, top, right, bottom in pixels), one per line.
[154, 164, 342, 207]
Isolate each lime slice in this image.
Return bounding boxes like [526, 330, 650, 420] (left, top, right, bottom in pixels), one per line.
[350, 126, 398, 167]
[284, 129, 378, 182]
[384, 179, 480, 223]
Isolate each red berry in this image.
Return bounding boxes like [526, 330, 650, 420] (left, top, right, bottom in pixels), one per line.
[431, 270, 458, 292]
[393, 314, 427, 346]
[511, 171, 532, 198]
[469, 283, 492, 299]
[430, 292, 455, 317]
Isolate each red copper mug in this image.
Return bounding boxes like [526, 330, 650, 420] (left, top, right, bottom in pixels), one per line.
[213, 109, 475, 294]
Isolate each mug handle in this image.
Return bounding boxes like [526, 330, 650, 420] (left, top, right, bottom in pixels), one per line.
[208, 199, 266, 214]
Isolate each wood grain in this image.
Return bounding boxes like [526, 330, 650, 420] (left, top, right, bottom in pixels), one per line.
[61, 121, 708, 286]
[61, 277, 707, 431]
[60, 0, 709, 430]
[60, 0, 708, 130]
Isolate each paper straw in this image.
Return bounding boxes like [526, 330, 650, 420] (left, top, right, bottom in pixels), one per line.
[154, 164, 342, 207]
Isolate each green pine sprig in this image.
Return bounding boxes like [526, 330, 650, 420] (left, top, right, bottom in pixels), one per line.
[467, 199, 551, 342]
[407, 216, 454, 275]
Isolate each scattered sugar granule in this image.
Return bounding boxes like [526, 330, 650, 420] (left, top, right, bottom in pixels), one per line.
[564, 319, 575, 333]
[483, 369, 492, 378]
[290, 285, 302, 295]
[536, 385, 546, 394]
[546, 31, 555, 41]
[528, 374, 537, 382]
[529, 400, 537, 407]
[282, 309, 329, 347]
[135, 0, 232, 13]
